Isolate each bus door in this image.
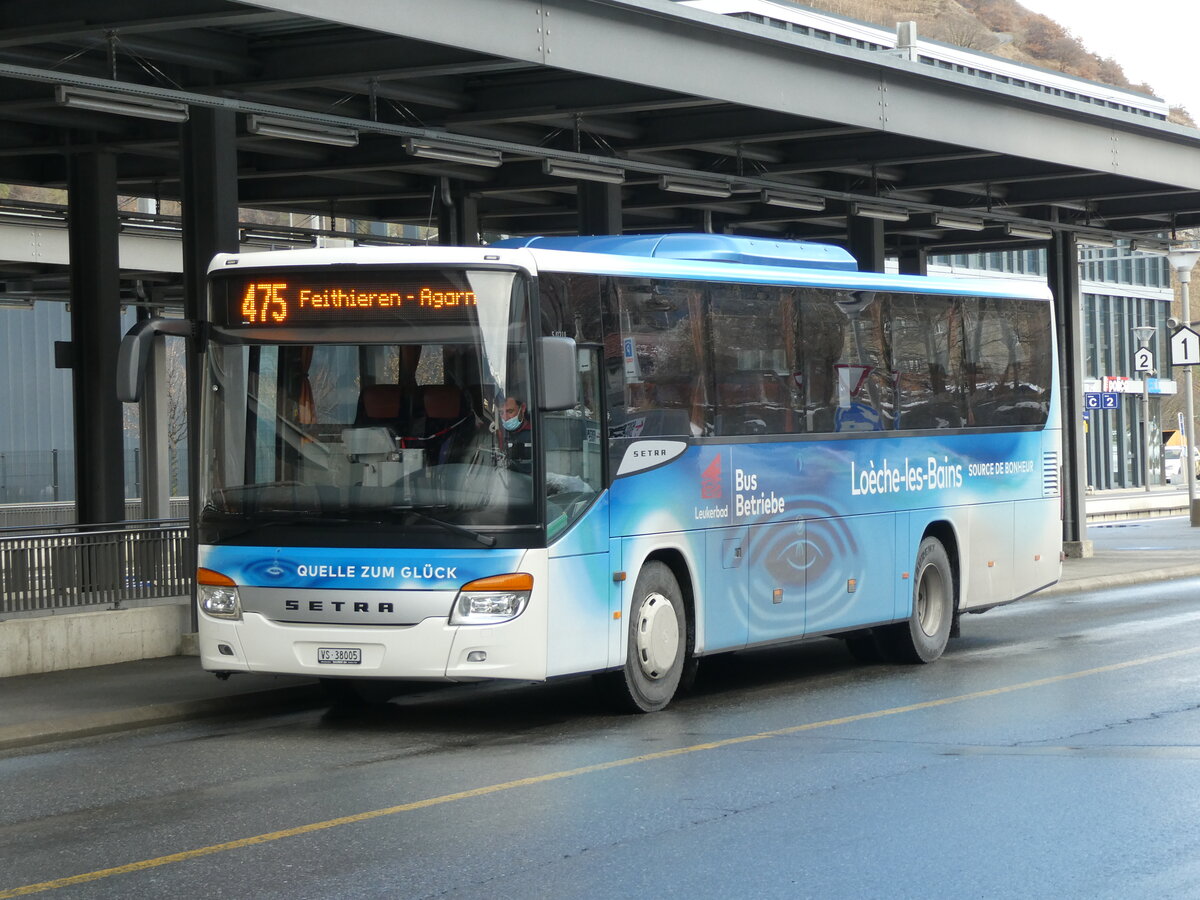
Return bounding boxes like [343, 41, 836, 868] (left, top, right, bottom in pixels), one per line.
[546, 344, 610, 675]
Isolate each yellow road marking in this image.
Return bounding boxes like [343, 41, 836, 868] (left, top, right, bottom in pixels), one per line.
[3, 644, 1197, 898]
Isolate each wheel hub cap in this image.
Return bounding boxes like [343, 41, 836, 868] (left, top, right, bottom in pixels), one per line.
[917, 564, 946, 637]
[635, 592, 679, 679]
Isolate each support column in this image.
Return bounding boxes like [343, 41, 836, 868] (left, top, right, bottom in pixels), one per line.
[848, 215, 885, 273]
[437, 179, 480, 245]
[67, 151, 125, 525]
[897, 245, 928, 276]
[137, 302, 171, 521]
[459, 194, 480, 246]
[577, 182, 622, 235]
[1049, 231, 1091, 556]
[182, 108, 239, 625]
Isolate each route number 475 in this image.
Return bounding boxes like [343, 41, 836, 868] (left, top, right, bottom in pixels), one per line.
[241, 283, 289, 324]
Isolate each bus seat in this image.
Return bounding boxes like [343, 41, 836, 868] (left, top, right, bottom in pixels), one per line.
[418, 385, 476, 464]
[355, 384, 407, 429]
[899, 400, 964, 431]
[642, 408, 692, 437]
[421, 384, 462, 420]
[715, 370, 786, 435]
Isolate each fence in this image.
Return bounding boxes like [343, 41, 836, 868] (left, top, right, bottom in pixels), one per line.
[0, 520, 191, 615]
[0, 450, 71, 504]
[0, 448, 189, 506]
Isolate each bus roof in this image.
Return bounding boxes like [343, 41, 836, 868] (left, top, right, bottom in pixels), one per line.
[210, 237, 1052, 301]
[493, 233, 859, 271]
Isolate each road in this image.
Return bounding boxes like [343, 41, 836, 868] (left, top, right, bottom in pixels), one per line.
[3, 563, 1200, 899]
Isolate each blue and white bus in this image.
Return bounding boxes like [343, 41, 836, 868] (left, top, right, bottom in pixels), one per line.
[121, 233, 1062, 711]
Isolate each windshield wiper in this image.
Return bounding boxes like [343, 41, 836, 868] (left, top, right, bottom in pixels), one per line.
[203, 513, 327, 543]
[204, 505, 496, 547]
[391, 508, 497, 547]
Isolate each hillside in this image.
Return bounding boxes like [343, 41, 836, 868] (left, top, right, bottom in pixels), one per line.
[801, 0, 1194, 126]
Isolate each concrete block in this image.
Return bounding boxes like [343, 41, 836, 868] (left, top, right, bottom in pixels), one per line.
[0, 601, 191, 677]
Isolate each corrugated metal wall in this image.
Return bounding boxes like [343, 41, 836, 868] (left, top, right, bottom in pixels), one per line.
[0, 302, 75, 502]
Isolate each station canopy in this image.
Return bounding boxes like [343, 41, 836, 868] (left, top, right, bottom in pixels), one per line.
[3, 0, 1200, 302]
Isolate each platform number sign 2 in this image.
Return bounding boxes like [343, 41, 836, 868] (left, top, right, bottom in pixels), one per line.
[1134, 347, 1154, 373]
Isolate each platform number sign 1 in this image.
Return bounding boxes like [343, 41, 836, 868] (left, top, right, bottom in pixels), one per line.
[1170, 325, 1200, 366]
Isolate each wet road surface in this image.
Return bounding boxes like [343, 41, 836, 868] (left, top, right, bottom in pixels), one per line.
[3, 564, 1200, 899]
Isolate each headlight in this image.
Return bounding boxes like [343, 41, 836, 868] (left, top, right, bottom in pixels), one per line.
[450, 573, 532, 625]
[197, 568, 242, 620]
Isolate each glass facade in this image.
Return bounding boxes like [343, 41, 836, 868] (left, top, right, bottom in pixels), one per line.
[933, 241, 1174, 491]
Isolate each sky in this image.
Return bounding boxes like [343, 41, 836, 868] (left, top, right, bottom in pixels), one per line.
[1016, 0, 1200, 118]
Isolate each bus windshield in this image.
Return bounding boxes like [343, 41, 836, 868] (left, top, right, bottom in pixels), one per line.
[199, 267, 538, 543]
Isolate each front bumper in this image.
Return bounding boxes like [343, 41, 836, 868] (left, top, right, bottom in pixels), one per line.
[199, 606, 548, 682]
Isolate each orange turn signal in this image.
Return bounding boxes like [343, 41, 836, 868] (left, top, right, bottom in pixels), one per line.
[461, 573, 533, 592]
[197, 568, 236, 587]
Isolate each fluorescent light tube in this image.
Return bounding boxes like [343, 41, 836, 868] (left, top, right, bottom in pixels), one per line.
[405, 139, 502, 167]
[55, 85, 189, 123]
[658, 176, 732, 198]
[760, 189, 825, 211]
[932, 213, 985, 231]
[246, 114, 359, 147]
[1005, 224, 1053, 240]
[542, 159, 625, 184]
[850, 203, 909, 222]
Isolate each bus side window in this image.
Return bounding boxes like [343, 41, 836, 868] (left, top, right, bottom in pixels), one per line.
[709, 282, 800, 436]
[891, 294, 967, 430]
[610, 278, 705, 438]
[813, 291, 894, 432]
[796, 289, 845, 434]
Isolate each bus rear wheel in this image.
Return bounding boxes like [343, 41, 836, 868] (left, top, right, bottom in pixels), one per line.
[603, 561, 689, 713]
[883, 536, 954, 664]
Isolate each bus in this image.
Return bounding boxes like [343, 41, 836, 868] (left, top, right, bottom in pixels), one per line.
[119, 233, 1062, 712]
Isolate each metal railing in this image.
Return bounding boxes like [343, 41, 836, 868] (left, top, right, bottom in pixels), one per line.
[0, 520, 190, 615]
[0, 499, 190, 529]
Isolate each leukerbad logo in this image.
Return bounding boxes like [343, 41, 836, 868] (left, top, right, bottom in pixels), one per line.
[701, 455, 722, 499]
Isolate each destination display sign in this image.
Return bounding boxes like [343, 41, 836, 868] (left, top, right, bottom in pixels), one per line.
[212, 270, 483, 327]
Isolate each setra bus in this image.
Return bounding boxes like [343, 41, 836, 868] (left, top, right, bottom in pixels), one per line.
[119, 234, 1062, 711]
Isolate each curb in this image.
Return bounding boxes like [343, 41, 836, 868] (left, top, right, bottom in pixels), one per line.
[1031, 564, 1200, 599]
[0, 682, 325, 752]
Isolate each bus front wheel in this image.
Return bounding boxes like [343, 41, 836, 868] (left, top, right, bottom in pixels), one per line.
[604, 561, 689, 713]
[884, 536, 954, 664]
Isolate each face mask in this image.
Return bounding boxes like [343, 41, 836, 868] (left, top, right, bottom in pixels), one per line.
[502, 415, 522, 432]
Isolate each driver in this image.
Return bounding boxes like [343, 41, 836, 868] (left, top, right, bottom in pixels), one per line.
[501, 395, 533, 473]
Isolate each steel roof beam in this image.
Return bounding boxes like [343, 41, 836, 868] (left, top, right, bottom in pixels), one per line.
[218, 37, 523, 93]
[243, 0, 1200, 189]
[0, 2, 292, 47]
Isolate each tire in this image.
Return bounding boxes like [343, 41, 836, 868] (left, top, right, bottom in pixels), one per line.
[603, 561, 690, 713]
[882, 536, 954, 664]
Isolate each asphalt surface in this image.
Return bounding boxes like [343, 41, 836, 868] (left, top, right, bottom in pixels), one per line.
[3, 510, 1199, 753]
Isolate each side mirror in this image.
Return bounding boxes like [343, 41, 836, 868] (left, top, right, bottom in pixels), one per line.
[538, 336, 579, 412]
[117, 317, 194, 402]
